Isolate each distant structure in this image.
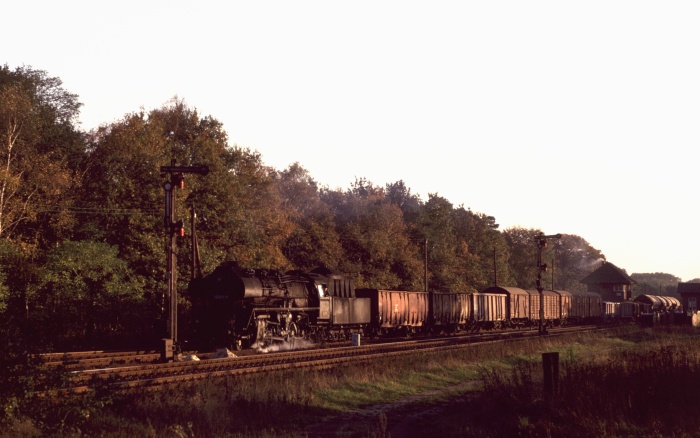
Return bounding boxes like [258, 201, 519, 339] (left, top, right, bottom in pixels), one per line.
[580, 261, 635, 302]
[677, 282, 700, 314]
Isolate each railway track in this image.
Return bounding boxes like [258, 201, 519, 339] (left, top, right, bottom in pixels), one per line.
[36, 325, 604, 397]
[40, 350, 162, 370]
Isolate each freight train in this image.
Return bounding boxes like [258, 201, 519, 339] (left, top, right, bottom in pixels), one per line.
[187, 262, 681, 351]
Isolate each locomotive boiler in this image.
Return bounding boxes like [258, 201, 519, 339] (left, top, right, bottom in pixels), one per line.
[188, 262, 370, 350]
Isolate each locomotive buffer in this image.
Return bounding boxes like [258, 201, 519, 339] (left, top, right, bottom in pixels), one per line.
[161, 161, 209, 361]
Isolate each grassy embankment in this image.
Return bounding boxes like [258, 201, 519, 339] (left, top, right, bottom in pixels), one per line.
[6, 326, 700, 437]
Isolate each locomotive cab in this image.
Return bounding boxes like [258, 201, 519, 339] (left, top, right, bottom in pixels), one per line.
[308, 268, 371, 332]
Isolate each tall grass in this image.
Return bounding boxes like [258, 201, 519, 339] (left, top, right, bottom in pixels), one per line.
[457, 327, 700, 437]
[5, 327, 700, 437]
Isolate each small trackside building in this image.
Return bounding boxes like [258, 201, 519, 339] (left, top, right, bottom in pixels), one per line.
[580, 261, 635, 302]
[677, 282, 700, 315]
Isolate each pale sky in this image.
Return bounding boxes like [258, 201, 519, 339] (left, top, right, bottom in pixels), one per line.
[4, 1, 700, 281]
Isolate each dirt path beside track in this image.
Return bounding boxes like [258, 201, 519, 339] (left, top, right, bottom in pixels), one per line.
[304, 381, 480, 438]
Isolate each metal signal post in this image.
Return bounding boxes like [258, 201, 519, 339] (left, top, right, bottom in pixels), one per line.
[161, 160, 209, 361]
[535, 233, 561, 335]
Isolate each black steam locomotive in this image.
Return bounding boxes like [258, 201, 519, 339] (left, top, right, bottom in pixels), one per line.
[188, 262, 370, 350]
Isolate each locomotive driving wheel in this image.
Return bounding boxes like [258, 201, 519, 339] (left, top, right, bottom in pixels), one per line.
[285, 322, 299, 342]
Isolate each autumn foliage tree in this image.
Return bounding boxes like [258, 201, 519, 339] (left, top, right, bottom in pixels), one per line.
[0, 65, 642, 356]
[276, 163, 344, 271]
[0, 66, 84, 350]
[324, 178, 424, 289]
[0, 65, 83, 244]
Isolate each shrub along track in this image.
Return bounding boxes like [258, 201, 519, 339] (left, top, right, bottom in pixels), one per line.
[36, 325, 603, 397]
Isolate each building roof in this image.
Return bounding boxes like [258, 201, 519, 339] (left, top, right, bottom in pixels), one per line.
[580, 261, 636, 285]
[677, 282, 700, 295]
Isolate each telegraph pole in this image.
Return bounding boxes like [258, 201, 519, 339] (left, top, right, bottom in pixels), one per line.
[493, 248, 498, 287]
[160, 160, 209, 361]
[535, 233, 561, 335]
[424, 239, 428, 292]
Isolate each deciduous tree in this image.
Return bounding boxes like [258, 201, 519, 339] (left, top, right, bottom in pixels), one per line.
[276, 163, 344, 271]
[31, 240, 146, 349]
[417, 194, 468, 292]
[503, 226, 541, 289]
[321, 179, 423, 289]
[0, 65, 83, 244]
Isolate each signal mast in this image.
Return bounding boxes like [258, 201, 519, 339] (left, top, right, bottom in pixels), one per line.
[160, 159, 209, 361]
[535, 232, 561, 335]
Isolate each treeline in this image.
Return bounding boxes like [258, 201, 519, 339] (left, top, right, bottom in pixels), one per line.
[0, 65, 614, 352]
[631, 272, 684, 299]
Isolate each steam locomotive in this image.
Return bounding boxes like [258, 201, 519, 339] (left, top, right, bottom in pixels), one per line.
[188, 262, 370, 350]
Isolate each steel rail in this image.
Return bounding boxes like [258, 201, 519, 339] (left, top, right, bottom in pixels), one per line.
[37, 325, 604, 397]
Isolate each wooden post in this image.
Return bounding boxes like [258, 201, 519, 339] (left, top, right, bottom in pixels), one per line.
[542, 352, 559, 403]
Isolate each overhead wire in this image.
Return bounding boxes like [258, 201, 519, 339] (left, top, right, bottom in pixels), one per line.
[35, 205, 160, 216]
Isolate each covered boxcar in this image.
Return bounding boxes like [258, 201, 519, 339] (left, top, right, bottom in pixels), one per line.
[527, 289, 561, 325]
[471, 292, 507, 330]
[569, 290, 602, 322]
[553, 290, 572, 323]
[482, 286, 530, 327]
[603, 301, 620, 321]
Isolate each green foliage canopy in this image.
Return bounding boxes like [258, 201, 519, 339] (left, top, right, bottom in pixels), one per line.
[31, 240, 146, 349]
[0, 65, 679, 355]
